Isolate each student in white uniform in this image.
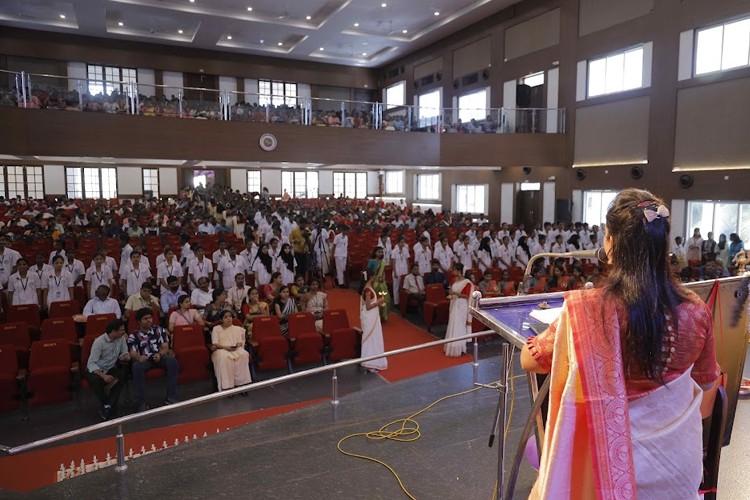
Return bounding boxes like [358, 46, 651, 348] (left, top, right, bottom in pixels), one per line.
[433, 235, 455, 276]
[48, 240, 67, 265]
[217, 246, 249, 291]
[43, 255, 75, 310]
[252, 243, 274, 287]
[7, 258, 42, 306]
[121, 251, 152, 297]
[391, 236, 410, 306]
[332, 226, 349, 287]
[31, 253, 53, 285]
[377, 230, 393, 265]
[0, 234, 22, 289]
[188, 246, 214, 290]
[86, 253, 115, 298]
[64, 250, 86, 288]
[156, 248, 182, 294]
[413, 237, 433, 276]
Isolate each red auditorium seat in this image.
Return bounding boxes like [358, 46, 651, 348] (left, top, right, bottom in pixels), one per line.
[251, 316, 292, 373]
[127, 305, 161, 332]
[6, 304, 41, 332]
[287, 312, 325, 366]
[85, 313, 117, 338]
[48, 300, 82, 318]
[0, 344, 26, 412]
[79, 335, 96, 389]
[172, 324, 210, 383]
[27, 339, 77, 407]
[0, 322, 31, 369]
[321, 309, 361, 361]
[423, 284, 449, 332]
[40, 317, 78, 344]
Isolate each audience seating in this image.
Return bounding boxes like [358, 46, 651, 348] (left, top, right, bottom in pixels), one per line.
[287, 312, 326, 366]
[321, 309, 361, 361]
[79, 335, 96, 390]
[172, 324, 211, 383]
[85, 313, 117, 338]
[6, 304, 42, 332]
[48, 300, 82, 318]
[250, 316, 293, 373]
[1, 322, 32, 369]
[40, 317, 79, 346]
[0, 344, 26, 413]
[127, 305, 160, 333]
[423, 284, 450, 332]
[27, 339, 77, 407]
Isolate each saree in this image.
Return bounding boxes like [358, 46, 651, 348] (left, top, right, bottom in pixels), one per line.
[360, 286, 388, 371]
[370, 258, 390, 321]
[530, 289, 703, 500]
[444, 278, 472, 357]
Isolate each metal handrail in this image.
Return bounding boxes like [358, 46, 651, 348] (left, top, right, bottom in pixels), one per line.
[0, 329, 495, 457]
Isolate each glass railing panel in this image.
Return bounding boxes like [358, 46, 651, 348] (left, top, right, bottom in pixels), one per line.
[499, 108, 566, 134]
[181, 87, 222, 120]
[310, 97, 346, 127]
[381, 105, 412, 131]
[342, 100, 375, 129]
[411, 106, 442, 132]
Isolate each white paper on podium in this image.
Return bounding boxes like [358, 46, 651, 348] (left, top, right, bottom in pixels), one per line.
[528, 307, 563, 325]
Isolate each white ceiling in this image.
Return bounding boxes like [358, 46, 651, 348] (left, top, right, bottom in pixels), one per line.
[0, 0, 521, 67]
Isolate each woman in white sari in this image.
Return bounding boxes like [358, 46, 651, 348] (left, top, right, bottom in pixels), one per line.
[210, 310, 252, 391]
[444, 263, 473, 357]
[360, 262, 387, 373]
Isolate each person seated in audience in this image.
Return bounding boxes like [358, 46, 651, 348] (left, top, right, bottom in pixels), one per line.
[301, 278, 328, 331]
[567, 265, 587, 290]
[242, 287, 269, 341]
[127, 220, 144, 238]
[6, 258, 42, 306]
[86, 319, 130, 421]
[273, 285, 297, 336]
[210, 309, 252, 392]
[168, 295, 205, 333]
[478, 270, 499, 296]
[127, 307, 180, 412]
[403, 263, 426, 309]
[586, 266, 604, 287]
[124, 282, 160, 317]
[703, 258, 729, 279]
[227, 272, 251, 315]
[204, 289, 232, 325]
[160, 276, 186, 314]
[86, 252, 115, 298]
[190, 276, 213, 313]
[198, 217, 216, 235]
[545, 265, 567, 292]
[83, 285, 122, 319]
[43, 255, 75, 313]
[261, 271, 284, 303]
[121, 251, 152, 298]
[424, 258, 448, 290]
[290, 274, 308, 302]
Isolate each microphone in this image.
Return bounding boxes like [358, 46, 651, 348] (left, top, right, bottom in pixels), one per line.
[517, 248, 606, 295]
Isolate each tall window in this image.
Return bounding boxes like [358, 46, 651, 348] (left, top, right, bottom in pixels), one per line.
[458, 89, 488, 122]
[455, 185, 486, 214]
[143, 168, 159, 196]
[587, 46, 644, 98]
[384, 171, 404, 195]
[66, 167, 117, 199]
[385, 81, 405, 109]
[582, 190, 618, 227]
[0, 166, 44, 199]
[523, 71, 545, 88]
[87, 64, 137, 95]
[333, 172, 367, 198]
[418, 88, 441, 127]
[417, 173, 440, 200]
[259, 79, 298, 106]
[687, 200, 750, 241]
[695, 17, 750, 75]
[281, 171, 318, 199]
[247, 170, 261, 193]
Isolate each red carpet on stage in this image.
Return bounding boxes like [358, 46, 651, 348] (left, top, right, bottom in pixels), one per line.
[0, 399, 325, 493]
[325, 287, 471, 382]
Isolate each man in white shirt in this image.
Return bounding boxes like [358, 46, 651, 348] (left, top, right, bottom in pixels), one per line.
[496, 236, 514, 270]
[64, 250, 86, 288]
[413, 237, 432, 276]
[226, 273, 250, 315]
[121, 251, 152, 297]
[124, 282, 160, 317]
[188, 246, 213, 290]
[190, 277, 213, 313]
[433, 235, 454, 275]
[198, 217, 216, 235]
[83, 285, 122, 319]
[391, 237, 410, 306]
[402, 264, 426, 309]
[455, 235, 475, 272]
[332, 226, 349, 288]
[0, 234, 22, 288]
[217, 246, 249, 290]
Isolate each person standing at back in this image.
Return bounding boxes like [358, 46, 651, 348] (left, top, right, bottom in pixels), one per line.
[332, 225, 349, 288]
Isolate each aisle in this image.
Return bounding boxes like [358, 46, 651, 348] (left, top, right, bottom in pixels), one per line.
[325, 287, 472, 382]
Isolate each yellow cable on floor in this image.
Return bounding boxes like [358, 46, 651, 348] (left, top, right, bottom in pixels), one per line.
[336, 369, 524, 499]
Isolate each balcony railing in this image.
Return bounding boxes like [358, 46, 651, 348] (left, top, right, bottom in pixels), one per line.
[1, 69, 566, 134]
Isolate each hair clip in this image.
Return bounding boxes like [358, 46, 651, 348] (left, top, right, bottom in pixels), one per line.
[643, 204, 669, 222]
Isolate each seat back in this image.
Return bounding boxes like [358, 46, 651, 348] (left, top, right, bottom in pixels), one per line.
[7, 304, 41, 329]
[0, 344, 18, 377]
[322, 309, 350, 331]
[48, 300, 82, 318]
[41, 317, 78, 343]
[0, 322, 31, 351]
[29, 339, 72, 371]
[80, 335, 96, 373]
[425, 284, 446, 303]
[288, 312, 317, 337]
[252, 316, 282, 339]
[173, 324, 205, 351]
[85, 313, 117, 338]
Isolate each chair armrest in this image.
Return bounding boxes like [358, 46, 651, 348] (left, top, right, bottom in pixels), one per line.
[70, 362, 79, 373]
[16, 369, 27, 381]
[249, 341, 259, 349]
[353, 327, 363, 335]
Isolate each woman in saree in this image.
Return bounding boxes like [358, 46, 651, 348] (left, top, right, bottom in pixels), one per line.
[521, 188, 721, 499]
[444, 263, 473, 358]
[369, 246, 390, 321]
[360, 261, 387, 373]
[210, 310, 252, 391]
[241, 287, 269, 341]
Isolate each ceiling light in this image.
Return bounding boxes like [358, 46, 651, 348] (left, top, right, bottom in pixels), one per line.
[434, 11, 440, 16]
[306, 15, 312, 20]
[319, 47, 324, 51]
[362, 52, 367, 56]
[227, 35, 233, 40]
[178, 29, 183, 33]
[402, 29, 408, 33]
[118, 22, 124, 26]
[189, 0, 195, 3]
[353, 22, 359, 27]
[59, 14, 66, 19]
[277, 42, 283, 46]
[381, 3, 387, 7]
[247, 6, 253, 11]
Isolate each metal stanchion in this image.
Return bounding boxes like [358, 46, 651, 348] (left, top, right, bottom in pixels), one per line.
[472, 337, 480, 385]
[331, 369, 340, 405]
[115, 425, 127, 472]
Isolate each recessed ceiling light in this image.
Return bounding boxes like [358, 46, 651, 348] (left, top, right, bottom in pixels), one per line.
[247, 7, 253, 11]
[277, 42, 283, 46]
[353, 22, 359, 27]
[227, 35, 233, 40]
[319, 47, 324, 51]
[59, 14, 66, 19]
[189, 0, 195, 3]
[178, 29, 184, 33]
[306, 15, 312, 20]
[402, 29, 408, 33]
[381, 3, 387, 7]
[118, 22, 123, 26]
[434, 11, 440, 16]
[362, 52, 367, 56]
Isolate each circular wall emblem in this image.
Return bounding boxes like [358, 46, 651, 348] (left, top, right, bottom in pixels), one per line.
[259, 133, 278, 151]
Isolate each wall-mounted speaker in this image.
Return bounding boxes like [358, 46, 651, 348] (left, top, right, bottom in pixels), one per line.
[453, 79, 459, 90]
[413, 81, 419, 89]
[678, 174, 694, 189]
[630, 165, 643, 180]
[482, 69, 490, 80]
[522, 166, 532, 175]
[436, 71, 442, 82]
[576, 169, 587, 181]
[400, 65, 405, 74]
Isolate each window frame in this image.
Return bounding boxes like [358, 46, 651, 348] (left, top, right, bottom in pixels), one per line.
[523, 71, 545, 88]
[694, 16, 750, 76]
[247, 170, 262, 193]
[0, 166, 45, 200]
[417, 88, 442, 127]
[86, 64, 137, 96]
[586, 45, 645, 98]
[281, 170, 319, 199]
[142, 168, 160, 197]
[384, 170, 405, 195]
[416, 173, 441, 201]
[457, 88, 489, 123]
[582, 190, 618, 228]
[333, 172, 367, 199]
[66, 166, 117, 199]
[686, 199, 750, 241]
[385, 81, 406, 110]
[259, 79, 298, 106]
[454, 184, 487, 214]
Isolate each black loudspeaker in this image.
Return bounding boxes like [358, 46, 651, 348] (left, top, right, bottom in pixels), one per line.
[400, 65, 405, 74]
[413, 81, 419, 89]
[630, 166, 643, 180]
[523, 166, 532, 175]
[575, 169, 587, 181]
[516, 84, 532, 107]
[482, 69, 490, 80]
[453, 79, 459, 89]
[436, 71, 442, 82]
[679, 174, 694, 189]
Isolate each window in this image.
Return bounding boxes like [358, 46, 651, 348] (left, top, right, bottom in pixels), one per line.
[695, 17, 750, 75]
[455, 185, 486, 214]
[66, 167, 117, 199]
[384, 171, 404, 195]
[259, 79, 298, 106]
[417, 174, 440, 200]
[520, 182, 541, 191]
[458, 88, 488, 122]
[87, 64, 137, 95]
[587, 46, 644, 98]
[582, 190, 618, 227]
[281, 171, 318, 199]
[385, 81, 405, 109]
[418, 88, 441, 127]
[523, 71, 545, 88]
[687, 200, 750, 241]
[333, 172, 367, 198]
[0, 166, 44, 199]
[143, 168, 159, 196]
[247, 170, 261, 193]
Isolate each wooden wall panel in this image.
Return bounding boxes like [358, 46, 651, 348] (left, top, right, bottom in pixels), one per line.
[439, 133, 568, 167]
